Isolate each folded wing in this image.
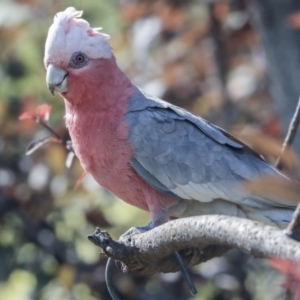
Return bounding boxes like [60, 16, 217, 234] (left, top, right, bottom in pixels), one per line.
[125, 87, 297, 209]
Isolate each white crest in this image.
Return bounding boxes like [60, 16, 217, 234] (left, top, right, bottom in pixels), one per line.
[44, 7, 112, 63]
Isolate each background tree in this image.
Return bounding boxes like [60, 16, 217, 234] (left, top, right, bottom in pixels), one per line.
[255, 0, 300, 168]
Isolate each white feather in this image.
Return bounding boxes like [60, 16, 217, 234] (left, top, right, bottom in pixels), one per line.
[45, 7, 112, 64]
[171, 186, 192, 200]
[170, 179, 251, 203]
[171, 182, 215, 202]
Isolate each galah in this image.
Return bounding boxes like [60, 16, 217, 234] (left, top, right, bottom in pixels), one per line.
[44, 7, 296, 232]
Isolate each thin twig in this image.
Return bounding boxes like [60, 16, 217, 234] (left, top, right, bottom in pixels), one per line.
[39, 119, 64, 141]
[285, 202, 300, 241]
[275, 96, 300, 169]
[34, 119, 75, 166]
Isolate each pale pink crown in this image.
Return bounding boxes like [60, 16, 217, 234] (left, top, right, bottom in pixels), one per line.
[44, 7, 112, 64]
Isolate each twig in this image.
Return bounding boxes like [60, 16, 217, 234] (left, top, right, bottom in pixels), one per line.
[39, 119, 74, 152]
[275, 96, 300, 169]
[39, 119, 64, 141]
[285, 202, 300, 241]
[25, 118, 75, 167]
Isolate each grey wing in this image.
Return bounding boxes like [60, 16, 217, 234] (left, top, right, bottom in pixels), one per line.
[125, 88, 294, 209]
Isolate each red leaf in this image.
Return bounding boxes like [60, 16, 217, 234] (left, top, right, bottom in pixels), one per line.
[19, 112, 35, 120]
[269, 257, 300, 298]
[35, 104, 52, 121]
[269, 257, 293, 274]
[19, 103, 52, 122]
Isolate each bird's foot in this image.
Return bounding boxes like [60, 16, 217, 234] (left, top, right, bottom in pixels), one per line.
[116, 222, 154, 271]
[119, 221, 154, 240]
[119, 222, 197, 296]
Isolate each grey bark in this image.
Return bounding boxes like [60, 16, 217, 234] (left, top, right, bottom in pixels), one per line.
[88, 215, 300, 276]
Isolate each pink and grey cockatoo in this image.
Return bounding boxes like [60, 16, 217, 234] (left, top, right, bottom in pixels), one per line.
[44, 7, 296, 231]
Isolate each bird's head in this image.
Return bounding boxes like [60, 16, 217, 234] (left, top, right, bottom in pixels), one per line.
[44, 7, 113, 97]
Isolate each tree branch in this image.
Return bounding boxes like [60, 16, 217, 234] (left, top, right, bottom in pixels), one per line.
[88, 215, 300, 276]
[275, 96, 300, 169]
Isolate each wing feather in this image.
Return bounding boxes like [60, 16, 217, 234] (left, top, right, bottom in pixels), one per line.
[125, 87, 295, 209]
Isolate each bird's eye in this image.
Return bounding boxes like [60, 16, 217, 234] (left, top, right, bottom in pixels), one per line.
[69, 52, 88, 69]
[75, 53, 84, 63]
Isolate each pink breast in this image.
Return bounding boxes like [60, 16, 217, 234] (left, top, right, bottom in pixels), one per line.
[65, 105, 151, 211]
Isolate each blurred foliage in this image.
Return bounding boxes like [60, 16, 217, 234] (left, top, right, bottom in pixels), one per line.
[269, 257, 300, 299]
[0, 0, 297, 299]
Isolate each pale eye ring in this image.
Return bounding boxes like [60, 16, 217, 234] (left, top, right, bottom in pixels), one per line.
[75, 53, 84, 63]
[69, 51, 88, 68]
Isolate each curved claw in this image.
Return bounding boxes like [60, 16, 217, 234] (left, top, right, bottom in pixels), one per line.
[105, 258, 122, 300]
[174, 251, 197, 295]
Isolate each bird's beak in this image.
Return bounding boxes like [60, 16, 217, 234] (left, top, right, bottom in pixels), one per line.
[46, 64, 69, 95]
